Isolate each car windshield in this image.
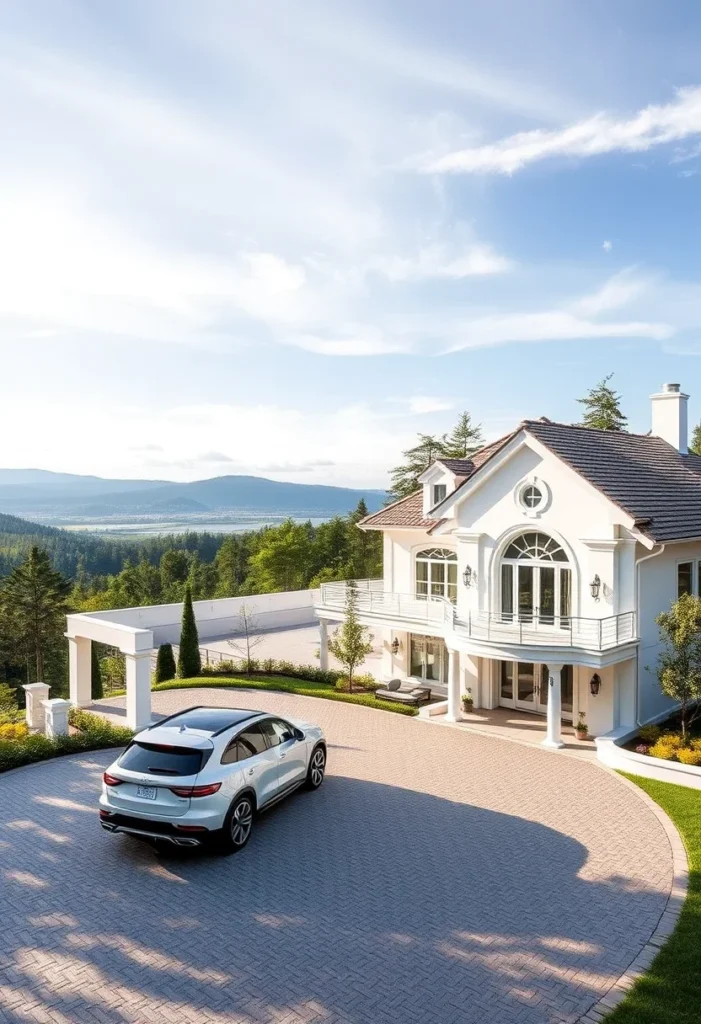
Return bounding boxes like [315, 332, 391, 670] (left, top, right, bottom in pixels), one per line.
[119, 742, 207, 776]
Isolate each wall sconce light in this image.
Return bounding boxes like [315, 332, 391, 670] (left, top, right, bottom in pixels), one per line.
[391, 638, 400, 655]
[590, 673, 601, 696]
[590, 574, 601, 601]
[462, 565, 475, 588]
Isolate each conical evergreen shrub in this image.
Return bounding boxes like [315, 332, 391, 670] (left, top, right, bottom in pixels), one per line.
[177, 585, 201, 678]
[155, 643, 177, 683]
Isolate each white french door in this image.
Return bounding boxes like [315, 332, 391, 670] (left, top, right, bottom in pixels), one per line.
[498, 661, 573, 719]
[501, 563, 571, 625]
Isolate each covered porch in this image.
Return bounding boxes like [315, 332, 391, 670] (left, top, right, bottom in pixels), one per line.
[425, 704, 598, 757]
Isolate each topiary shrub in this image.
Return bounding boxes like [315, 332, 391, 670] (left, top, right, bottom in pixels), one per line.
[154, 643, 177, 684]
[177, 585, 201, 678]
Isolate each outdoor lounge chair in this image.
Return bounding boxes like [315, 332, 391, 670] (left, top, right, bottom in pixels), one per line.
[374, 679, 432, 706]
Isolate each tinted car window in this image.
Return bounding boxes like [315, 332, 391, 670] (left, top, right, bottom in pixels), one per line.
[237, 724, 268, 756]
[119, 742, 205, 776]
[264, 718, 296, 745]
[221, 736, 258, 764]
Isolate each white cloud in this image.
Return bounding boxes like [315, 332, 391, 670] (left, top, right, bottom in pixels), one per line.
[444, 310, 672, 353]
[602, 240, 613, 253]
[571, 269, 648, 316]
[371, 243, 513, 281]
[425, 85, 701, 175]
[404, 396, 454, 415]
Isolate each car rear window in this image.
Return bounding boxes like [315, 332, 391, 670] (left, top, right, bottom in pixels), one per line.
[119, 742, 208, 776]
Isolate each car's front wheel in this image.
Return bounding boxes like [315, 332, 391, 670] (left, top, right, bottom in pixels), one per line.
[216, 794, 254, 854]
[306, 745, 326, 790]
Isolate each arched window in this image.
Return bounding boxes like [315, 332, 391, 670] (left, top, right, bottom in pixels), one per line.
[415, 548, 457, 604]
[501, 532, 571, 624]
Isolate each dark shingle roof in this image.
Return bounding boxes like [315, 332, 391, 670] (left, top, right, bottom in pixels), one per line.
[523, 420, 701, 543]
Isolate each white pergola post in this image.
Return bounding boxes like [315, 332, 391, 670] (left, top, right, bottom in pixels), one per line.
[125, 653, 152, 731]
[23, 682, 51, 732]
[318, 619, 329, 672]
[542, 663, 565, 749]
[68, 636, 92, 708]
[445, 648, 461, 723]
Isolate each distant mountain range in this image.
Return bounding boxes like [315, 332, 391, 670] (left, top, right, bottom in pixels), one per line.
[0, 469, 386, 520]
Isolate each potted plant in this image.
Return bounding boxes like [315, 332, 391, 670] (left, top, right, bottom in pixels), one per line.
[575, 711, 589, 741]
[461, 688, 474, 713]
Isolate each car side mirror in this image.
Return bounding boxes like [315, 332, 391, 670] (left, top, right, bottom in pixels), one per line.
[294, 728, 305, 741]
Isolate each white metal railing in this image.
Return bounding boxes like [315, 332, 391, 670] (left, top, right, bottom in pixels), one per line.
[452, 609, 637, 652]
[318, 580, 448, 625]
[318, 581, 637, 652]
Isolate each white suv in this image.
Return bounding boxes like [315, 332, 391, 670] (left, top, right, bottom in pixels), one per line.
[99, 706, 326, 853]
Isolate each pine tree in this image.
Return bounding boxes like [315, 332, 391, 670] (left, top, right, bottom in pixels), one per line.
[177, 584, 201, 678]
[91, 643, 103, 700]
[388, 434, 445, 502]
[577, 374, 627, 431]
[327, 581, 374, 692]
[441, 411, 484, 459]
[154, 643, 176, 683]
[0, 546, 71, 681]
[689, 421, 701, 456]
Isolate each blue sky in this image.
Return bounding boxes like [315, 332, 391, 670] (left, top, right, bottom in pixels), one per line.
[2, 0, 701, 487]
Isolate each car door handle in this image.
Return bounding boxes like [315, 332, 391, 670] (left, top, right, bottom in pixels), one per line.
[279, 753, 286, 759]
[247, 768, 255, 775]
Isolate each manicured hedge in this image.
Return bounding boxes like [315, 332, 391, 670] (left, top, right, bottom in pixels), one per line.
[153, 674, 419, 716]
[0, 709, 133, 775]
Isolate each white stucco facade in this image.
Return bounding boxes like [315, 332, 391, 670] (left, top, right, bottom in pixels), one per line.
[316, 388, 701, 750]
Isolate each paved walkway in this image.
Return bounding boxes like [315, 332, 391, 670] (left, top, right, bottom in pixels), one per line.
[0, 689, 674, 1024]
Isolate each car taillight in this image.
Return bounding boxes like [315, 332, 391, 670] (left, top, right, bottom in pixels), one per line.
[169, 783, 222, 798]
[103, 772, 123, 787]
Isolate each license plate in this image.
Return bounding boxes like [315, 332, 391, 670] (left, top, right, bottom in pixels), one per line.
[136, 786, 157, 800]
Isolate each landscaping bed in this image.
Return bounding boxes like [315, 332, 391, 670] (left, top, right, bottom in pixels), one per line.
[0, 709, 133, 774]
[151, 673, 419, 716]
[605, 774, 700, 1024]
[625, 716, 701, 767]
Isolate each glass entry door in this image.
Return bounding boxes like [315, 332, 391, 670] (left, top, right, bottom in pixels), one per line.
[410, 635, 448, 684]
[498, 661, 573, 719]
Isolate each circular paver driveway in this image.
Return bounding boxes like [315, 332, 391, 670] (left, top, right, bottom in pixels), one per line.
[0, 690, 672, 1024]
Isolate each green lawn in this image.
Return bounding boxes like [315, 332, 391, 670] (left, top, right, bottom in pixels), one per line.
[604, 774, 701, 1024]
[150, 674, 419, 716]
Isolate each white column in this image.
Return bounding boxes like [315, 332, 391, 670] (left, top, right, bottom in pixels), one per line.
[41, 698, 72, 738]
[319, 619, 329, 672]
[125, 653, 152, 731]
[445, 648, 461, 723]
[22, 682, 51, 732]
[542, 663, 565, 749]
[68, 636, 92, 708]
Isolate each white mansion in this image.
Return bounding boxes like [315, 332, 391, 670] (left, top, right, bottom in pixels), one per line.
[316, 383, 701, 748]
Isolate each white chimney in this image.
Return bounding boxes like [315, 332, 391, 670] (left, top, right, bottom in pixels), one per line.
[650, 383, 689, 453]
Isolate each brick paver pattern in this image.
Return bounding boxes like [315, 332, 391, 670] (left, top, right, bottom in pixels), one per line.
[0, 689, 672, 1024]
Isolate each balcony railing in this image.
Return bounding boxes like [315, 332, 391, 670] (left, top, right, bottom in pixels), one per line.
[317, 581, 637, 652]
[318, 580, 448, 626]
[451, 609, 637, 651]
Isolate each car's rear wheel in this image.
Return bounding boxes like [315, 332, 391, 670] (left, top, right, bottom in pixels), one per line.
[216, 794, 254, 854]
[306, 745, 326, 790]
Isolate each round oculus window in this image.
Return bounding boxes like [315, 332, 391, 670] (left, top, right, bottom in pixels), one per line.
[520, 484, 543, 509]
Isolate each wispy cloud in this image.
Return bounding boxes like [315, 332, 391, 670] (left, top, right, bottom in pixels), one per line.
[370, 243, 513, 281]
[425, 86, 701, 175]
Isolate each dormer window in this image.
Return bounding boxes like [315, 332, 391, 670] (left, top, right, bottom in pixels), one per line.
[432, 484, 447, 506]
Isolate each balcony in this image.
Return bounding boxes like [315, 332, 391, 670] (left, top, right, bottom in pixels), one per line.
[452, 609, 637, 652]
[318, 580, 448, 627]
[316, 580, 637, 653]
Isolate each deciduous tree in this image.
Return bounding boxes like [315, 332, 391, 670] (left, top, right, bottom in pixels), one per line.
[327, 581, 374, 692]
[227, 603, 265, 675]
[655, 593, 701, 739]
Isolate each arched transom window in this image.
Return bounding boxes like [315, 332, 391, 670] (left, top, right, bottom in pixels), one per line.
[416, 548, 457, 604]
[501, 532, 571, 623]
